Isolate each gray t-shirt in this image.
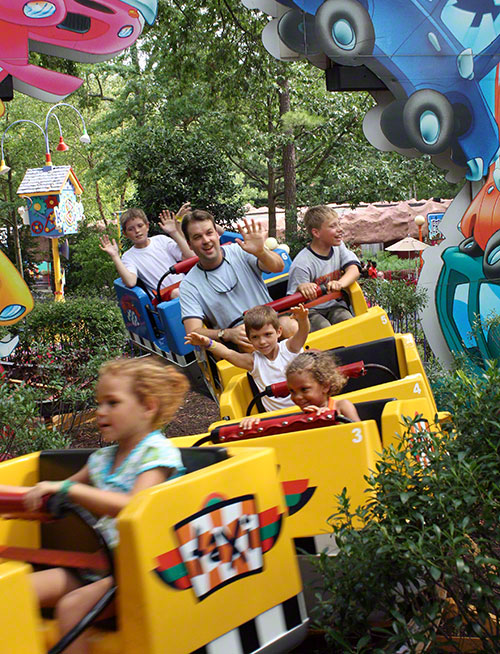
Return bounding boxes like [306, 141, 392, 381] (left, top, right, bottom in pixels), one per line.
[180, 244, 272, 329]
[287, 243, 361, 309]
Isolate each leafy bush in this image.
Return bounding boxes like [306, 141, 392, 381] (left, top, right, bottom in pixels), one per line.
[373, 251, 419, 273]
[1, 297, 127, 449]
[128, 128, 245, 225]
[312, 363, 500, 653]
[66, 219, 120, 297]
[0, 383, 71, 458]
[362, 278, 428, 320]
[6, 296, 127, 356]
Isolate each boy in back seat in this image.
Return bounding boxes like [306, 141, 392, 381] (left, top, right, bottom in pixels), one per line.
[287, 205, 361, 331]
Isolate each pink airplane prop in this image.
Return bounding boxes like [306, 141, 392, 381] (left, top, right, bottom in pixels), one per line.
[0, 0, 157, 102]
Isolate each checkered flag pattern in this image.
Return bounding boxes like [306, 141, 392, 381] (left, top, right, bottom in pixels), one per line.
[408, 419, 434, 468]
[175, 496, 263, 600]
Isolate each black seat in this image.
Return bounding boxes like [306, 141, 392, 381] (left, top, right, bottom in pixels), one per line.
[180, 446, 228, 473]
[353, 398, 396, 436]
[38, 447, 228, 552]
[326, 337, 401, 393]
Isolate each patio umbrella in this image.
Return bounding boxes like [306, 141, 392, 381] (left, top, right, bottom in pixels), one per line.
[386, 236, 430, 252]
[386, 235, 430, 278]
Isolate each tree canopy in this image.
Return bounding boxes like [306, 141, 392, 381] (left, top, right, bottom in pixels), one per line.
[0, 0, 460, 285]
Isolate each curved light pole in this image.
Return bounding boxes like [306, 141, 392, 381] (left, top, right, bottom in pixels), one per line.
[0, 119, 50, 174]
[1, 104, 90, 302]
[44, 103, 91, 149]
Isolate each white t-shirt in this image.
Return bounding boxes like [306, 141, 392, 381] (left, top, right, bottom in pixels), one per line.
[251, 340, 301, 412]
[122, 235, 184, 296]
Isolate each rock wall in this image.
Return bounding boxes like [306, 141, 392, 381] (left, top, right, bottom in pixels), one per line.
[244, 198, 451, 245]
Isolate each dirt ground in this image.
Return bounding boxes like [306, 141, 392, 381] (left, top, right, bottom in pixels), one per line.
[72, 390, 220, 448]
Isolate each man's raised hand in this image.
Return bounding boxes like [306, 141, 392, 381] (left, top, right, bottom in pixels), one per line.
[235, 218, 267, 256]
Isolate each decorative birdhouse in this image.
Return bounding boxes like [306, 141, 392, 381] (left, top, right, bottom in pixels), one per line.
[16, 165, 84, 238]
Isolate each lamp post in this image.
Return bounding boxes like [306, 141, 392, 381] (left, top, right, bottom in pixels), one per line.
[0, 104, 90, 302]
[0, 119, 50, 175]
[414, 214, 426, 276]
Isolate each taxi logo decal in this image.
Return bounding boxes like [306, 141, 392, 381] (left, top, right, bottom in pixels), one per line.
[282, 479, 316, 516]
[154, 494, 282, 600]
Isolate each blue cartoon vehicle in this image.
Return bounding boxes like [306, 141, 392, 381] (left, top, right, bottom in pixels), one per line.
[436, 245, 500, 365]
[275, 0, 500, 181]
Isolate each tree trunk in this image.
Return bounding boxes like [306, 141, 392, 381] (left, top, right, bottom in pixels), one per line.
[278, 76, 297, 240]
[267, 163, 277, 237]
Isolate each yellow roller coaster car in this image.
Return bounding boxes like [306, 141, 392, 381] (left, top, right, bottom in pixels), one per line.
[0, 446, 308, 654]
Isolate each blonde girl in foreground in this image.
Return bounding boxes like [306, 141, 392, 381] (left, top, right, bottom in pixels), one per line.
[11, 357, 189, 654]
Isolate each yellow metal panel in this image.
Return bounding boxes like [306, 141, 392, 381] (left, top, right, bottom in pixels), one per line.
[0, 453, 40, 548]
[212, 422, 383, 535]
[304, 306, 394, 350]
[0, 562, 44, 654]
[115, 446, 302, 654]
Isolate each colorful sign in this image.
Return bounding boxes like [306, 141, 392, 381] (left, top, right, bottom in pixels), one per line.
[154, 494, 282, 600]
[245, 0, 500, 368]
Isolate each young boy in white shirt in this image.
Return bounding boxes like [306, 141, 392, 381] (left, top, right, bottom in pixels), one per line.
[185, 303, 309, 412]
[99, 205, 193, 298]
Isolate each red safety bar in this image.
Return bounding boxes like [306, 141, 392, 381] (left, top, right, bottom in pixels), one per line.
[0, 490, 109, 569]
[152, 280, 181, 306]
[210, 410, 339, 443]
[264, 284, 341, 314]
[0, 545, 108, 570]
[167, 254, 200, 276]
[266, 361, 365, 398]
[0, 490, 54, 522]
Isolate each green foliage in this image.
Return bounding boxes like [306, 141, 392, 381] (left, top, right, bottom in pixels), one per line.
[362, 279, 428, 320]
[372, 251, 419, 272]
[7, 296, 126, 354]
[0, 297, 127, 452]
[285, 221, 310, 258]
[66, 219, 119, 297]
[128, 129, 244, 224]
[312, 363, 500, 653]
[0, 383, 71, 458]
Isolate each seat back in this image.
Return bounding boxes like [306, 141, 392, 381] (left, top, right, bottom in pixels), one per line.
[38, 447, 229, 553]
[329, 337, 400, 392]
[353, 398, 396, 434]
[180, 446, 228, 473]
[39, 449, 96, 553]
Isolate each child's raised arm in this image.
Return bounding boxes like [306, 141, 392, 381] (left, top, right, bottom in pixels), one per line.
[99, 235, 137, 288]
[286, 304, 310, 353]
[185, 332, 254, 371]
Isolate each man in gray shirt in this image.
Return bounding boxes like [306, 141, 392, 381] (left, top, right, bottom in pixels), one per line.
[180, 210, 294, 351]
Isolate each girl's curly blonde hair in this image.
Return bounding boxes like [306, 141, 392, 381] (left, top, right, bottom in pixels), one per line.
[99, 357, 189, 430]
[286, 350, 347, 396]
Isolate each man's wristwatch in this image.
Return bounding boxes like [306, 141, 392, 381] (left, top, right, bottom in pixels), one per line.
[217, 329, 226, 342]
